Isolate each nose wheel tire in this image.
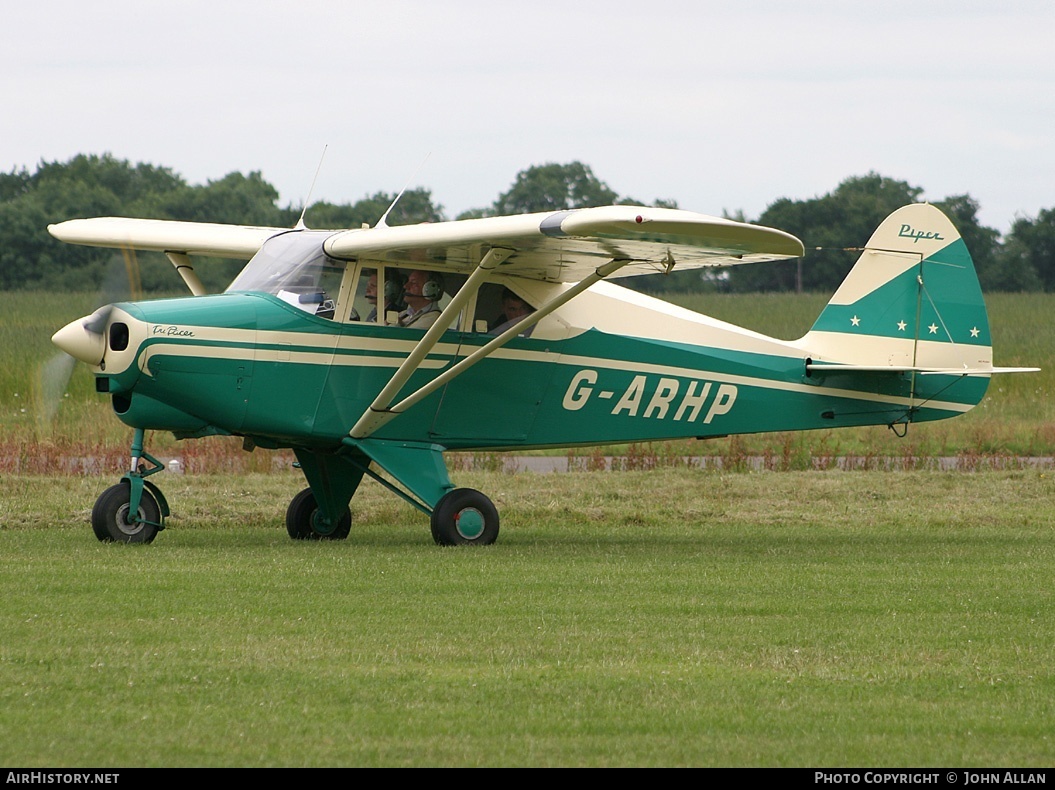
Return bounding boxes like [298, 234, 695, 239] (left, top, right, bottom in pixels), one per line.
[286, 488, 352, 540]
[91, 483, 161, 544]
[430, 488, 499, 546]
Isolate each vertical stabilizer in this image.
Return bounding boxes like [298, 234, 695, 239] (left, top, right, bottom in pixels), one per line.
[799, 203, 994, 373]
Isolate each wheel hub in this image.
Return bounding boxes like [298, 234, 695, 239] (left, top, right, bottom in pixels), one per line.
[311, 510, 339, 536]
[454, 507, 485, 540]
[114, 503, 145, 536]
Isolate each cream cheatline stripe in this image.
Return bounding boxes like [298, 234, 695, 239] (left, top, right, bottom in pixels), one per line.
[138, 342, 449, 373]
[549, 352, 975, 414]
[140, 321, 463, 356]
[135, 324, 975, 415]
[485, 337, 978, 413]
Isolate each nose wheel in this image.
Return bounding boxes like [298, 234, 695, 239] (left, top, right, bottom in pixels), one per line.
[92, 482, 162, 543]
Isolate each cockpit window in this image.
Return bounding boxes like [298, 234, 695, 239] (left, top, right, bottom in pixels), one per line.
[226, 231, 344, 319]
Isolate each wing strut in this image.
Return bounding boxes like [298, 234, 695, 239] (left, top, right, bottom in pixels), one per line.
[165, 252, 207, 296]
[349, 246, 513, 438]
[350, 257, 633, 439]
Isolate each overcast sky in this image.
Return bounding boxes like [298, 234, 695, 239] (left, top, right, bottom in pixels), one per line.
[4, 0, 1053, 235]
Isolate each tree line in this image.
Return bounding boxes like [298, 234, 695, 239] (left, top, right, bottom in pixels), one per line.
[1, 154, 1051, 294]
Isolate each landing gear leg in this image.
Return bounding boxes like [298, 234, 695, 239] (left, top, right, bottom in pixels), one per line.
[342, 438, 503, 547]
[288, 450, 364, 541]
[91, 428, 169, 543]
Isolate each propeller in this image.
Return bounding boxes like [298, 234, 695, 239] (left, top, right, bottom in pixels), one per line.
[34, 350, 77, 430]
[36, 246, 142, 430]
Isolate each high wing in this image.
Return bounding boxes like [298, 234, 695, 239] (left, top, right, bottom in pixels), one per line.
[323, 205, 805, 282]
[48, 217, 288, 259]
[48, 206, 805, 282]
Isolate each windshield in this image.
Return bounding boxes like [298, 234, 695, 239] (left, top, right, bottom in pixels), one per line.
[226, 230, 344, 317]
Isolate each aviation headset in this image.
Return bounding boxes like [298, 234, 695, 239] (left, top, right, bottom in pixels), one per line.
[422, 275, 443, 301]
[384, 273, 404, 301]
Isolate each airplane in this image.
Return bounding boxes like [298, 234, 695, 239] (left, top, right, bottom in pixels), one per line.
[49, 200, 1037, 546]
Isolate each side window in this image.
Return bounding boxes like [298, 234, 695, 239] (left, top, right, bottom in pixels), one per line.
[381, 269, 407, 324]
[473, 283, 536, 336]
[473, 283, 507, 332]
[350, 266, 379, 323]
[348, 267, 412, 325]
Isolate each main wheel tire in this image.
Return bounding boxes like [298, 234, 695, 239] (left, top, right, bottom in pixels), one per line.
[286, 487, 352, 540]
[430, 488, 499, 546]
[91, 483, 161, 544]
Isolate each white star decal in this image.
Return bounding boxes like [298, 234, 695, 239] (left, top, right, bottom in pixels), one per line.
[970, 327, 980, 338]
[851, 315, 860, 327]
[897, 320, 907, 331]
[928, 324, 938, 334]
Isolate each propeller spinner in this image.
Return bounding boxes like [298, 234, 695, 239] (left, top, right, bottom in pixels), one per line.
[52, 305, 112, 366]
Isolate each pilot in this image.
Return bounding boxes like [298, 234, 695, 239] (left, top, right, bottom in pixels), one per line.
[368, 272, 404, 323]
[488, 288, 535, 337]
[398, 270, 444, 329]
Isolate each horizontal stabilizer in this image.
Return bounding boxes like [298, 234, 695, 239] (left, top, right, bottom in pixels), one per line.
[807, 363, 1040, 376]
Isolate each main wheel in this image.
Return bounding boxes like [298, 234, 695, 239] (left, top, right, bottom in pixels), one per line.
[91, 483, 161, 544]
[286, 487, 352, 540]
[430, 488, 499, 546]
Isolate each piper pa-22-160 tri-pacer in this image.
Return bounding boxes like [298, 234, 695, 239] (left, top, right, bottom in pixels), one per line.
[50, 200, 1036, 545]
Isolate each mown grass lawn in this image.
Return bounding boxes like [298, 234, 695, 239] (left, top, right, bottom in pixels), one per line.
[1, 469, 1052, 767]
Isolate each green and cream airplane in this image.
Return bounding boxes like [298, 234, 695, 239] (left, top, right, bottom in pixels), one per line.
[50, 201, 1034, 546]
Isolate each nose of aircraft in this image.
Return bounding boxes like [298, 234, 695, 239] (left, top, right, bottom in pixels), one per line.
[52, 307, 109, 365]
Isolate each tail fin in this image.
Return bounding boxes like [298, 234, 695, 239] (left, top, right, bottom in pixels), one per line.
[799, 203, 997, 374]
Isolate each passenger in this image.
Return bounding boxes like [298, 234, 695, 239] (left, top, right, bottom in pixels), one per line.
[360, 272, 377, 320]
[356, 271, 404, 323]
[488, 288, 535, 337]
[359, 272, 377, 321]
[398, 270, 444, 329]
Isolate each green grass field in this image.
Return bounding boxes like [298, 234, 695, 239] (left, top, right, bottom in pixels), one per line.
[2, 469, 1054, 767]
